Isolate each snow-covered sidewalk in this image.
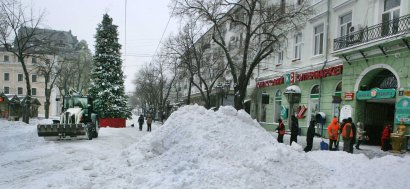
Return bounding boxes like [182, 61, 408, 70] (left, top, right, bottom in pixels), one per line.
[1, 105, 409, 189]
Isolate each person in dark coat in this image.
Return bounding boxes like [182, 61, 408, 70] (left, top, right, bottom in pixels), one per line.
[146, 114, 153, 132]
[304, 120, 316, 152]
[275, 119, 285, 143]
[347, 117, 356, 153]
[138, 115, 144, 131]
[290, 115, 299, 145]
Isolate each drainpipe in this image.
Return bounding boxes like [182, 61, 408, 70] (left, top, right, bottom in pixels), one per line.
[318, 0, 331, 135]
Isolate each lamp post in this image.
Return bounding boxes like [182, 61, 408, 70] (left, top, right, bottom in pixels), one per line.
[216, 83, 223, 108]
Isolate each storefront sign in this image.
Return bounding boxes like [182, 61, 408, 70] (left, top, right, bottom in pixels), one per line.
[280, 105, 288, 120]
[404, 91, 410, 97]
[256, 77, 284, 88]
[356, 88, 396, 100]
[296, 105, 307, 119]
[395, 98, 410, 124]
[256, 65, 343, 88]
[296, 65, 343, 82]
[344, 92, 354, 101]
[339, 105, 353, 121]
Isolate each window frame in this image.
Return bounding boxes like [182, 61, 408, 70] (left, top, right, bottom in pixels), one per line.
[313, 24, 325, 55]
[32, 74, 37, 82]
[277, 51, 284, 66]
[17, 87, 23, 95]
[294, 33, 302, 60]
[18, 74, 23, 82]
[4, 55, 10, 62]
[31, 88, 37, 96]
[4, 73, 10, 81]
[339, 12, 352, 37]
[4, 86, 10, 94]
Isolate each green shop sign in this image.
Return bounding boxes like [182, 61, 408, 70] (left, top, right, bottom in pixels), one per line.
[395, 98, 410, 124]
[356, 88, 396, 100]
[280, 105, 288, 120]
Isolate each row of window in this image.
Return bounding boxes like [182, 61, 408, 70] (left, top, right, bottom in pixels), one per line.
[2, 87, 37, 96]
[3, 73, 37, 82]
[2, 55, 50, 64]
[276, 0, 401, 65]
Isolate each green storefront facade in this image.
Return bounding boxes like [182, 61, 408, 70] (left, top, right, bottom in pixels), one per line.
[254, 63, 344, 138]
[253, 35, 410, 147]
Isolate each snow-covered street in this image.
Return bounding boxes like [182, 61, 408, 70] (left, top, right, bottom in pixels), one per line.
[1, 105, 410, 189]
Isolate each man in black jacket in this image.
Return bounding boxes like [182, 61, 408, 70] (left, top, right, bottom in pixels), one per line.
[290, 115, 299, 145]
[138, 115, 144, 131]
[304, 120, 316, 152]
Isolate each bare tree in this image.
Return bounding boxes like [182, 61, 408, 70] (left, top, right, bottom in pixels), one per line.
[34, 53, 61, 119]
[0, 0, 45, 123]
[56, 40, 92, 96]
[164, 20, 227, 109]
[173, 0, 312, 109]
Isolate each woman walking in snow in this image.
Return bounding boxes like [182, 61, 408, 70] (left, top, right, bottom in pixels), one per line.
[355, 122, 366, 150]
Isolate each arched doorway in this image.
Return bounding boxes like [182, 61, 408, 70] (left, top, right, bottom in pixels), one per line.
[356, 68, 397, 145]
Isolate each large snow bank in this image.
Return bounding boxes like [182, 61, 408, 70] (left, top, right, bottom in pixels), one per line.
[115, 105, 329, 188]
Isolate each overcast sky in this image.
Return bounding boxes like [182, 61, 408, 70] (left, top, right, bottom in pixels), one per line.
[22, 0, 179, 93]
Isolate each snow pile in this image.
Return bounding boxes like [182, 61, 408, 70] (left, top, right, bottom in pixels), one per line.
[117, 105, 328, 188]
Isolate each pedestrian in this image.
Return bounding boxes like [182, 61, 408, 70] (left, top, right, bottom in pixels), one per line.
[381, 124, 390, 151]
[327, 117, 340, 151]
[275, 119, 285, 143]
[304, 120, 316, 152]
[355, 122, 366, 150]
[138, 114, 144, 131]
[342, 118, 353, 153]
[146, 114, 153, 132]
[290, 115, 299, 145]
[347, 117, 356, 153]
[336, 119, 347, 150]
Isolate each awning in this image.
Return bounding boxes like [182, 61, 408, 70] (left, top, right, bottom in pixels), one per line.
[284, 85, 301, 94]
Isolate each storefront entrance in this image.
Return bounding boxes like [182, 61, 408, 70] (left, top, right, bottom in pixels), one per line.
[355, 67, 398, 145]
[362, 101, 395, 145]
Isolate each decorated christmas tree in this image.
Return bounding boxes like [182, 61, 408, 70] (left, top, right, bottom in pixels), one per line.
[89, 14, 131, 119]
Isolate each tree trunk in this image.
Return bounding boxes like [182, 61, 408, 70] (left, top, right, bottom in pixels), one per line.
[20, 56, 31, 123]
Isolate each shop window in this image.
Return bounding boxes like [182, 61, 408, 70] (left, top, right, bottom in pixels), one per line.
[274, 90, 282, 122]
[308, 85, 320, 123]
[333, 82, 342, 118]
[261, 92, 269, 122]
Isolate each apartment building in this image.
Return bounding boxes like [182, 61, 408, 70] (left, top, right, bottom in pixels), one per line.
[0, 28, 79, 118]
[253, 0, 410, 144]
[177, 0, 410, 144]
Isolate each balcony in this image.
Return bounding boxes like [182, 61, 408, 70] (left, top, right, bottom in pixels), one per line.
[334, 14, 410, 51]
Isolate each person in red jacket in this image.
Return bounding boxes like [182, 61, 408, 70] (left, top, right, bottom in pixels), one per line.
[381, 124, 391, 151]
[275, 119, 285, 143]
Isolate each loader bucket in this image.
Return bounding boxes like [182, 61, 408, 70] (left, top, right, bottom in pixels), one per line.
[37, 124, 87, 138]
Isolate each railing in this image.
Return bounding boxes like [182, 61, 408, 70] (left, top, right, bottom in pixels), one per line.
[334, 14, 410, 51]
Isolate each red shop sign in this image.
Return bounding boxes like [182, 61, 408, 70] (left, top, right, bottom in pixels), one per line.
[345, 92, 354, 101]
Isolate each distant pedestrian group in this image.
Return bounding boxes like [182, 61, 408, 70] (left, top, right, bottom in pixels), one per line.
[137, 114, 152, 132]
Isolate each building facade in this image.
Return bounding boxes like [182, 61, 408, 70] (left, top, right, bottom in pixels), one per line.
[0, 28, 79, 118]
